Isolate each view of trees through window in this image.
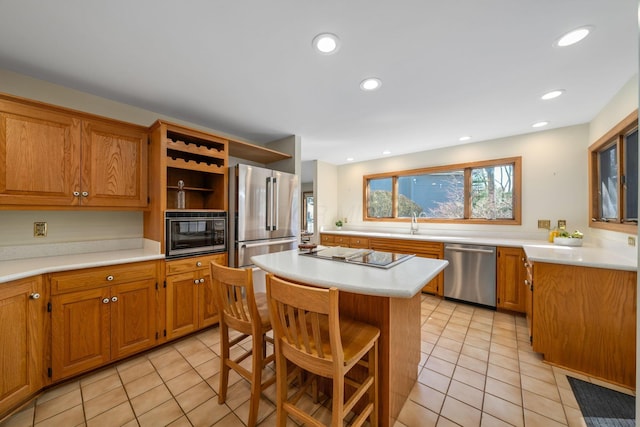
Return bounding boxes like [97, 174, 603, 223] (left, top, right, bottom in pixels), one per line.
[365, 158, 520, 223]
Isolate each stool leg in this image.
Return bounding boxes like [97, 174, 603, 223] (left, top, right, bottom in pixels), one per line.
[248, 333, 263, 427]
[218, 324, 230, 404]
[275, 346, 288, 427]
[370, 342, 378, 426]
[332, 374, 345, 426]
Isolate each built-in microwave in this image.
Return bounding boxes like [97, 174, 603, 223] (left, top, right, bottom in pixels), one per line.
[165, 211, 227, 259]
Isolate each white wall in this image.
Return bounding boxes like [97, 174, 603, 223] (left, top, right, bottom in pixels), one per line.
[335, 124, 589, 240]
[313, 161, 338, 243]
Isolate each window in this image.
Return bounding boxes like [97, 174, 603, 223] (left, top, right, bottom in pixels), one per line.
[364, 157, 521, 224]
[589, 110, 638, 232]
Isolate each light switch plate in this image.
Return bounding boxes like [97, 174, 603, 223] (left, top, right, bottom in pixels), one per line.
[557, 219, 567, 229]
[628, 236, 636, 246]
[34, 222, 47, 237]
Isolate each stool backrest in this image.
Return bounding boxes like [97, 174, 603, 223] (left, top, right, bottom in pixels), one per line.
[210, 262, 258, 333]
[266, 274, 342, 377]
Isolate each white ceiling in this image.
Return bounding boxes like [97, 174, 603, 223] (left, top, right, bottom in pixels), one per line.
[0, 1, 637, 165]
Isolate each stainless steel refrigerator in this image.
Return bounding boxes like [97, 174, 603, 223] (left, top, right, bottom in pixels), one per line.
[229, 164, 299, 267]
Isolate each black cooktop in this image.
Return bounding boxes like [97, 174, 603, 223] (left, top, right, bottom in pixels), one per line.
[299, 246, 414, 269]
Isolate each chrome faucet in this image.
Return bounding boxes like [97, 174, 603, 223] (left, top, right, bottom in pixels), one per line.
[410, 212, 419, 235]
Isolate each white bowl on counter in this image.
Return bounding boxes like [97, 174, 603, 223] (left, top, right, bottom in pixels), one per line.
[553, 237, 583, 247]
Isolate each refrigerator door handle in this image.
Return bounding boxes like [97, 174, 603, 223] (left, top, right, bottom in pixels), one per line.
[265, 177, 272, 231]
[241, 238, 297, 249]
[273, 177, 279, 231]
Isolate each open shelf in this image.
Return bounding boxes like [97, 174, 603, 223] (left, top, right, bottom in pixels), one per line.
[228, 139, 291, 164]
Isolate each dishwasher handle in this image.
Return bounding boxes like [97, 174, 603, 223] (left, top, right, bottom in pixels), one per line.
[445, 247, 495, 255]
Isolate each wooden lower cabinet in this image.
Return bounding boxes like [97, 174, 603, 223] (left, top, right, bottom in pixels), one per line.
[369, 237, 444, 296]
[496, 247, 526, 313]
[166, 253, 226, 340]
[49, 261, 159, 381]
[0, 276, 44, 418]
[320, 233, 445, 295]
[532, 262, 636, 388]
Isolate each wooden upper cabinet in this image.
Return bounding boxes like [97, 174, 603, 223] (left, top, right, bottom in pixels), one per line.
[0, 99, 81, 206]
[81, 120, 148, 207]
[0, 94, 148, 209]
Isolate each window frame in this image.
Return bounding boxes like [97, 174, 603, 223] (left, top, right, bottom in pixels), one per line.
[588, 110, 638, 234]
[363, 157, 522, 225]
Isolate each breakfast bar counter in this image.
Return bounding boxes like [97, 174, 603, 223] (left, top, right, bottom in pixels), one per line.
[252, 249, 449, 426]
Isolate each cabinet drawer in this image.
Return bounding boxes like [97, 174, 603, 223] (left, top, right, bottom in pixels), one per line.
[320, 234, 335, 245]
[51, 261, 158, 294]
[166, 253, 227, 275]
[349, 237, 369, 248]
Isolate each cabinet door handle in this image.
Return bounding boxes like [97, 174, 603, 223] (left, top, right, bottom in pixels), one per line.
[102, 298, 110, 304]
[196, 261, 202, 267]
[111, 296, 118, 303]
[30, 293, 41, 300]
[106, 275, 114, 281]
[81, 191, 89, 197]
[524, 279, 530, 286]
[73, 191, 80, 197]
[194, 279, 200, 284]
[199, 278, 205, 284]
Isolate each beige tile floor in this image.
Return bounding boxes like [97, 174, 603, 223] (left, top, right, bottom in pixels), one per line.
[1, 294, 634, 427]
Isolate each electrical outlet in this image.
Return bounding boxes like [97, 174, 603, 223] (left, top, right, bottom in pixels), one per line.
[537, 219, 550, 229]
[343, 217, 348, 224]
[628, 236, 636, 246]
[557, 219, 567, 229]
[33, 222, 47, 237]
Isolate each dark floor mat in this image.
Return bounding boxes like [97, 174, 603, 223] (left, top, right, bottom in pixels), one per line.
[567, 376, 635, 427]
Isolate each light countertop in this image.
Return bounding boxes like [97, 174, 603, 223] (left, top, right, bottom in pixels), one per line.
[321, 230, 637, 272]
[0, 246, 164, 284]
[251, 249, 449, 298]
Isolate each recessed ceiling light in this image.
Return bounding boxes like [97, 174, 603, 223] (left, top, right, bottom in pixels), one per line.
[382, 150, 391, 155]
[459, 136, 471, 142]
[532, 121, 549, 128]
[555, 26, 593, 47]
[541, 90, 565, 100]
[346, 157, 354, 162]
[312, 33, 340, 54]
[360, 78, 382, 91]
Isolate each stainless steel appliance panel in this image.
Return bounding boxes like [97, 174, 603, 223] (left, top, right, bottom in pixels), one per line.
[229, 164, 300, 268]
[444, 243, 496, 307]
[236, 237, 298, 268]
[271, 170, 299, 239]
[165, 211, 227, 259]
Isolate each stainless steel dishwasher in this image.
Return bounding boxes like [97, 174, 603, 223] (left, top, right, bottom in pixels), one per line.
[443, 243, 496, 308]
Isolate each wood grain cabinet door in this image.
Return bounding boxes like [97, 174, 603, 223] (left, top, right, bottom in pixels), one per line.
[51, 288, 111, 381]
[165, 272, 199, 339]
[81, 120, 148, 207]
[0, 100, 81, 206]
[110, 279, 157, 360]
[496, 247, 526, 313]
[198, 272, 219, 329]
[0, 276, 44, 414]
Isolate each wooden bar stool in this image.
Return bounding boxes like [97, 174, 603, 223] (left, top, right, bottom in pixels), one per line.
[265, 274, 380, 427]
[209, 262, 276, 427]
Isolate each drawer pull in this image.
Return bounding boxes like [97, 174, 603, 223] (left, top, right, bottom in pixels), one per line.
[30, 293, 41, 300]
[102, 298, 110, 304]
[111, 296, 118, 303]
[106, 275, 114, 281]
[196, 261, 202, 267]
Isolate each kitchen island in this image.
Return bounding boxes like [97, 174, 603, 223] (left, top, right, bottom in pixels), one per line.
[251, 249, 448, 426]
